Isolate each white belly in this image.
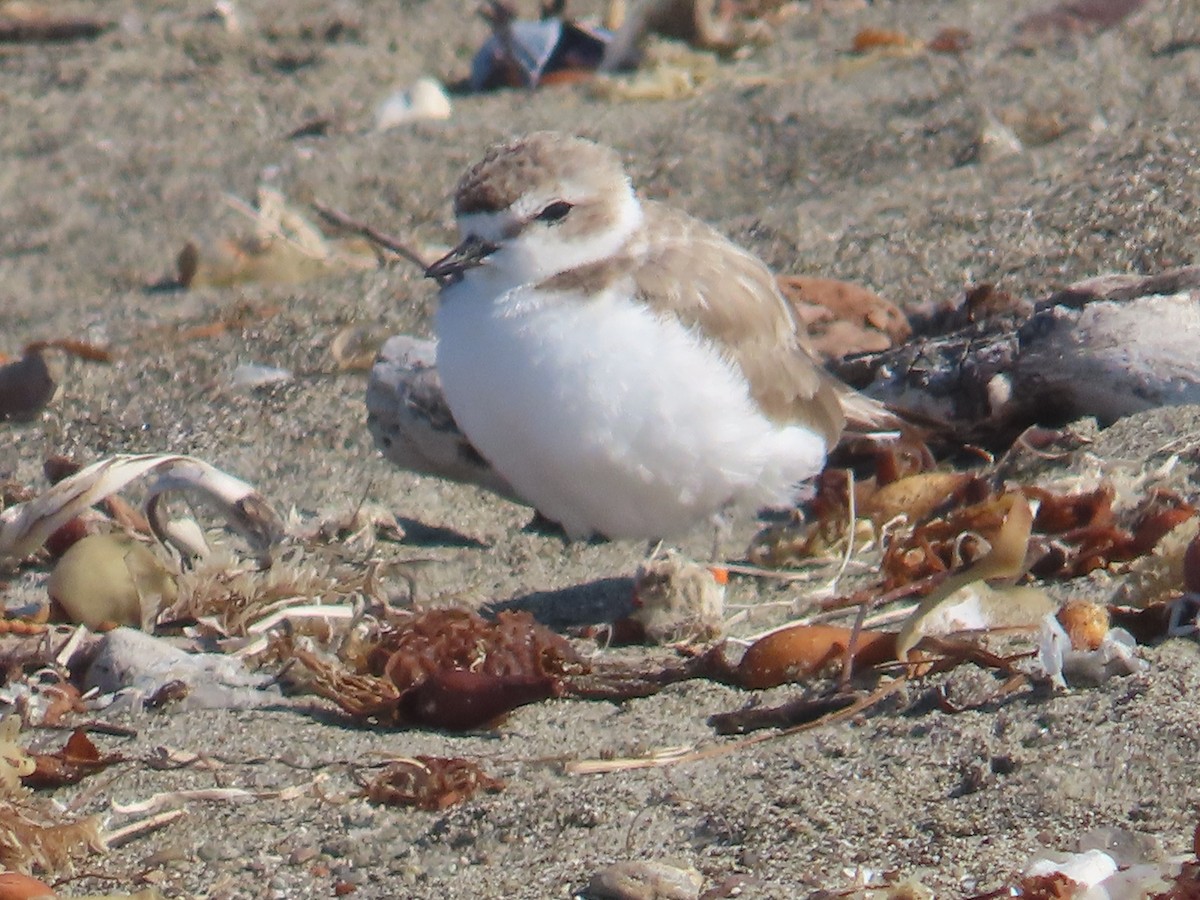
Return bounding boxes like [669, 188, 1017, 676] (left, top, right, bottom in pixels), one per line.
[435, 285, 826, 540]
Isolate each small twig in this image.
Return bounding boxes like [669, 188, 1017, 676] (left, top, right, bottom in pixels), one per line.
[565, 745, 697, 775]
[0, 16, 112, 43]
[918, 636, 1034, 677]
[1151, 37, 1200, 58]
[567, 675, 910, 773]
[819, 571, 948, 613]
[837, 596, 872, 692]
[721, 557, 869, 582]
[37, 720, 140, 738]
[1150, 431, 1200, 458]
[311, 201, 431, 271]
[709, 692, 858, 736]
[48, 871, 126, 890]
[708, 673, 908, 738]
[860, 605, 917, 630]
[722, 597, 794, 620]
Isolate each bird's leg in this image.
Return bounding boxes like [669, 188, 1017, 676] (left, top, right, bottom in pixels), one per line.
[707, 508, 735, 563]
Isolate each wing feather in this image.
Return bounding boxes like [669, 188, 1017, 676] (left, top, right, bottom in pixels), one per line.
[631, 202, 845, 448]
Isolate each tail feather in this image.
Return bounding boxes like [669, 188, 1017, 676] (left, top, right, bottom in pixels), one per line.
[832, 383, 946, 448]
[835, 384, 905, 436]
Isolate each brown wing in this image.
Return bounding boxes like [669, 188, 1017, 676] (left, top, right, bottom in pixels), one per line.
[631, 202, 845, 448]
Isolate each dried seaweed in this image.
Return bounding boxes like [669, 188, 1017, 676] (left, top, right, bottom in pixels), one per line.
[293, 607, 587, 729]
[24, 729, 125, 789]
[0, 717, 105, 876]
[1026, 486, 1195, 578]
[879, 480, 1196, 591]
[360, 756, 504, 810]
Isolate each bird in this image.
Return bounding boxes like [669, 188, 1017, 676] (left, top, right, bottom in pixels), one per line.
[426, 131, 876, 542]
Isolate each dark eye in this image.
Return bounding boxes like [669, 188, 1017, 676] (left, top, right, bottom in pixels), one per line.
[535, 201, 573, 223]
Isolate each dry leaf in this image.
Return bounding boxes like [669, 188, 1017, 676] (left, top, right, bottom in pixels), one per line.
[25, 730, 126, 789]
[0, 872, 57, 900]
[777, 275, 911, 360]
[0, 718, 106, 875]
[895, 492, 1034, 658]
[737, 623, 897, 688]
[865, 472, 978, 526]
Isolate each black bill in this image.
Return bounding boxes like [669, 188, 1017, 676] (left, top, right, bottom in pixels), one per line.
[425, 235, 499, 286]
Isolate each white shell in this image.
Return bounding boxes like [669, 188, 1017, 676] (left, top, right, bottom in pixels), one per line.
[374, 78, 452, 131]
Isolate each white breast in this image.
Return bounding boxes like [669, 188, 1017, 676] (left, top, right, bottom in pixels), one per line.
[435, 282, 827, 540]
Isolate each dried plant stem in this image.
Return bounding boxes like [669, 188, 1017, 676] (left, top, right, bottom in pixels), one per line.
[311, 202, 431, 271]
[101, 809, 187, 848]
[565, 675, 908, 775]
[826, 468, 858, 595]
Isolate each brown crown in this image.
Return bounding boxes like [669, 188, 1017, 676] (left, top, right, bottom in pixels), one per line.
[454, 132, 625, 216]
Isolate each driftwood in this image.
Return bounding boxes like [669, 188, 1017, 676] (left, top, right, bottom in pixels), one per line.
[365, 335, 519, 501]
[366, 268, 1200, 497]
[830, 266, 1200, 444]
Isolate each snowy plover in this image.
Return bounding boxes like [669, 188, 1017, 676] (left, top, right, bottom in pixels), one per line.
[427, 132, 852, 541]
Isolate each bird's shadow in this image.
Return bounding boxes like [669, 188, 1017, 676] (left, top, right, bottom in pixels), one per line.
[393, 515, 490, 549]
[519, 510, 613, 545]
[487, 576, 635, 630]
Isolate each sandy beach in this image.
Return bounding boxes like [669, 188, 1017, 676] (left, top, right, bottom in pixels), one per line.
[4, 0, 1200, 896]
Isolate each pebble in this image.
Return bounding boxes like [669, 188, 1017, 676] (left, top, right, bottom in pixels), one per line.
[0, 349, 57, 422]
[230, 362, 293, 389]
[322, 838, 354, 859]
[197, 840, 241, 862]
[288, 845, 319, 866]
[977, 113, 1024, 163]
[587, 860, 704, 900]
